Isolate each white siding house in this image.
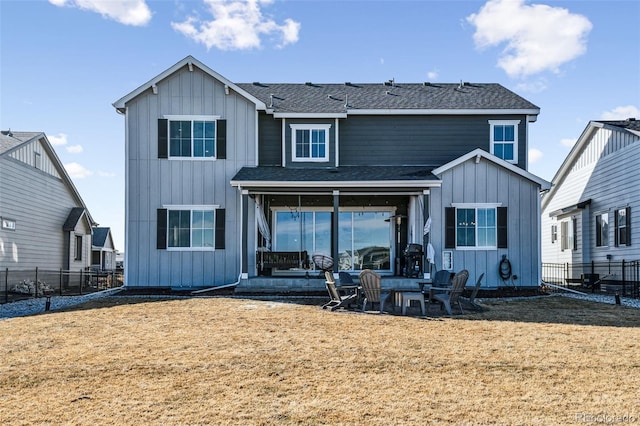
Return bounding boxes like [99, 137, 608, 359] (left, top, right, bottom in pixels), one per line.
[542, 119, 640, 265]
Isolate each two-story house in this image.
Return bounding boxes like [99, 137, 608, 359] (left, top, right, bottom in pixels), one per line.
[0, 131, 96, 271]
[113, 56, 550, 291]
[542, 119, 639, 270]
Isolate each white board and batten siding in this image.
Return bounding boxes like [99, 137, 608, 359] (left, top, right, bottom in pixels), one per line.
[431, 156, 542, 287]
[0, 143, 89, 270]
[542, 125, 640, 264]
[124, 66, 257, 288]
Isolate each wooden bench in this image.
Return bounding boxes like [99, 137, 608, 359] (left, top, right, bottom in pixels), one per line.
[257, 251, 308, 275]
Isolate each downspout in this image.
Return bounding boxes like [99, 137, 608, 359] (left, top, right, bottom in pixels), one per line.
[192, 186, 248, 294]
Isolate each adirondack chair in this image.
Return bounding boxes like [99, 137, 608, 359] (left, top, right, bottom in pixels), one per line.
[322, 271, 358, 311]
[462, 272, 484, 311]
[359, 269, 391, 313]
[430, 269, 469, 315]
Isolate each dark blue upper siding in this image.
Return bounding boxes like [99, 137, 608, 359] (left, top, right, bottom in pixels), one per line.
[339, 114, 528, 169]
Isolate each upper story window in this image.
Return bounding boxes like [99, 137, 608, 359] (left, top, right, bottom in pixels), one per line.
[169, 119, 215, 158]
[158, 116, 226, 160]
[290, 124, 331, 162]
[489, 120, 520, 164]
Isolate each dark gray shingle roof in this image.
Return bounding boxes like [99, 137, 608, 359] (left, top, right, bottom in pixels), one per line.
[63, 207, 86, 231]
[92, 227, 110, 247]
[0, 131, 41, 155]
[596, 118, 640, 132]
[232, 166, 437, 183]
[236, 82, 539, 114]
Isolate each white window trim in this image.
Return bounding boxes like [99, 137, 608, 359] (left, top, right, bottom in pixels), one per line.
[290, 124, 331, 162]
[454, 205, 499, 251]
[164, 115, 220, 160]
[489, 120, 520, 164]
[164, 205, 219, 251]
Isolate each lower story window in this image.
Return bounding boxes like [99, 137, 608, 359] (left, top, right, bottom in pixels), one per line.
[445, 205, 507, 249]
[168, 209, 215, 249]
[615, 207, 631, 247]
[595, 212, 608, 247]
[456, 208, 497, 248]
[157, 207, 224, 250]
[74, 235, 83, 260]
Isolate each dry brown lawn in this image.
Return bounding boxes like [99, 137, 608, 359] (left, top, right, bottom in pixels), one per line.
[1, 295, 640, 425]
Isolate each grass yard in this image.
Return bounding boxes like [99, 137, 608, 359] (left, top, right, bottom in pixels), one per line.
[1, 295, 640, 425]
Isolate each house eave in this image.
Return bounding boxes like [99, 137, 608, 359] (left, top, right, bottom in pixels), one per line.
[548, 199, 592, 218]
[230, 180, 441, 189]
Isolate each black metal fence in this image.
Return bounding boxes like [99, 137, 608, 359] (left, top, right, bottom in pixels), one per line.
[1, 268, 124, 304]
[542, 260, 640, 298]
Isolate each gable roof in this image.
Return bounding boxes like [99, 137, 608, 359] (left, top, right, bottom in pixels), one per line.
[0, 131, 43, 155]
[237, 81, 540, 117]
[432, 148, 551, 190]
[63, 207, 90, 231]
[542, 118, 640, 210]
[112, 56, 539, 118]
[112, 56, 267, 113]
[92, 227, 113, 248]
[1, 130, 97, 226]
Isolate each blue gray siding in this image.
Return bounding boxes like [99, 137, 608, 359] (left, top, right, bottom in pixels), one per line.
[431, 156, 541, 287]
[124, 66, 257, 288]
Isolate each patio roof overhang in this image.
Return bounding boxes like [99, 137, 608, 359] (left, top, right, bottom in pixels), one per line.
[230, 166, 441, 192]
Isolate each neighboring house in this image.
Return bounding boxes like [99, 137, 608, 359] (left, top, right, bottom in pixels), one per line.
[0, 131, 96, 270]
[113, 55, 550, 290]
[92, 227, 117, 271]
[542, 119, 640, 266]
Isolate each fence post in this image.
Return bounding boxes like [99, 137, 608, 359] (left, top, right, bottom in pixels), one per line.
[622, 259, 626, 297]
[80, 269, 84, 295]
[591, 260, 595, 275]
[4, 268, 8, 304]
[59, 269, 63, 296]
[34, 267, 38, 299]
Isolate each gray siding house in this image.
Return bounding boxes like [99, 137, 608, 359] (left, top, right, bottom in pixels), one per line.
[92, 227, 117, 271]
[0, 131, 95, 270]
[114, 56, 550, 290]
[542, 119, 640, 265]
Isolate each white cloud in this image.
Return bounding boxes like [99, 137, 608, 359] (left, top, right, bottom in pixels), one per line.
[467, 0, 592, 78]
[97, 170, 116, 178]
[427, 70, 439, 80]
[515, 78, 548, 93]
[48, 0, 152, 26]
[600, 105, 640, 120]
[171, 0, 300, 51]
[64, 162, 93, 179]
[528, 148, 543, 163]
[560, 138, 577, 148]
[48, 133, 68, 146]
[66, 144, 84, 154]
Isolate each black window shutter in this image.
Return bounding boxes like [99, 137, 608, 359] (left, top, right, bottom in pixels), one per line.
[215, 208, 226, 249]
[615, 210, 619, 247]
[572, 217, 578, 250]
[626, 206, 631, 246]
[216, 119, 227, 159]
[497, 207, 508, 248]
[158, 119, 168, 159]
[445, 207, 456, 249]
[157, 209, 167, 249]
